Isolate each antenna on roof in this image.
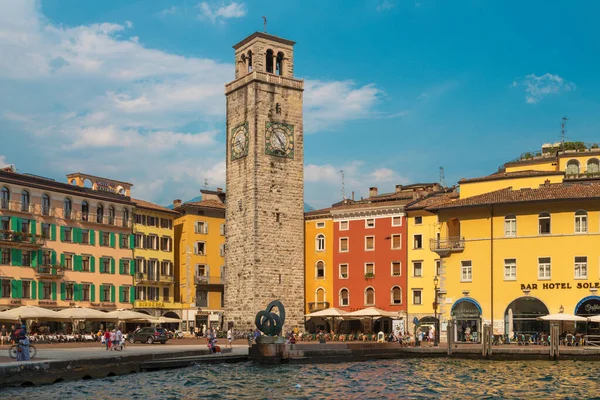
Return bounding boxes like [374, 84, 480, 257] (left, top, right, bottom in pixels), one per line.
[203, 178, 208, 191]
[338, 170, 346, 200]
[561, 116, 568, 151]
[439, 167, 446, 188]
[262, 16, 267, 33]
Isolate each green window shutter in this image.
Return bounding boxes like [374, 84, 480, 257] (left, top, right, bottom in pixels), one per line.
[60, 226, 65, 242]
[60, 282, 66, 301]
[51, 224, 56, 241]
[72, 228, 79, 244]
[90, 256, 95, 273]
[110, 233, 115, 248]
[99, 231, 104, 246]
[130, 286, 135, 303]
[99, 286, 104, 302]
[60, 253, 65, 267]
[110, 286, 115, 303]
[74, 255, 82, 271]
[31, 281, 36, 299]
[11, 249, 21, 266]
[10, 217, 20, 231]
[119, 259, 123, 275]
[119, 234, 123, 249]
[110, 258, 115, 274]
[73, 284, 79, 301]
[129, 234, 135, 249]
[91, 284, 96, 302]
[90, 230, 95, 245]
[51, 282, 57, 300]
[51, 250, 57, 265]
[129, 260, 135, 275]
[17, 280, 22, 298]
[38, 282, 43, 299]
[11, 280, 18, 299]
[119, 286, 124, 303]
[31, 250, 38, 267]
[30, 221, 36, 235]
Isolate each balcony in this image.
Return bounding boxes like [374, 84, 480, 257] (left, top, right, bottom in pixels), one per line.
[0, 230, 46, 248]
[6, 201, 33, 214]
[135, 273, 159, 283]
[159, 275, 175, 283]
[429, 236, 465, 256]
[308, 302, 330, 312]
[39, 205, 57, 217]
[194, 276, 225, 286]
[33, 266, 65, 279]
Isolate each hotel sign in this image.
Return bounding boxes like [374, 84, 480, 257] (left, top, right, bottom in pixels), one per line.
[96, 181, 117, 193]
[521, 282, 600, 290]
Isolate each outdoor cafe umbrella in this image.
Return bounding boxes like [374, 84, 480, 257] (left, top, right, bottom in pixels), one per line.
[586, 315, 600, 323]
[346, 307, 400, 318]
[305, 307, 350, 333]
[538, 313, 587, 322]
[0, 305, 64, 321]
[55, 307, 118, 320]
[155, 316, 181, 324]
[105, 310, 158, 322]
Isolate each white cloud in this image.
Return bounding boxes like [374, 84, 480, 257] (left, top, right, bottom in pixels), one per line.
[377, 0, 396, 12]
[160, 6, 178, 16]
[0, 155, 9, 168]
[197, 2, 246, 23]
[513, 73, 576, 104]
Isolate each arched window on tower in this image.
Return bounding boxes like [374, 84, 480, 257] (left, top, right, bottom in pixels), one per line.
[587, 158, 600, 174]
[566, 159, 580, 175]
[266, 49, 274, 73]
[247, 50, 253, 73]
[276, 52, 284, 76]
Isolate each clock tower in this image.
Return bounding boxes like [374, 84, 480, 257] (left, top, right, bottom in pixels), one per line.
[224, 32, 305, 331]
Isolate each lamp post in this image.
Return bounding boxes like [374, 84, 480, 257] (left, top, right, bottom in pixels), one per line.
[433, 275, 439, 347]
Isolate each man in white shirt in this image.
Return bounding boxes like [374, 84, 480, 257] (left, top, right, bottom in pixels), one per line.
[116, 328, 123, 349]
[227, 328, 233, 348]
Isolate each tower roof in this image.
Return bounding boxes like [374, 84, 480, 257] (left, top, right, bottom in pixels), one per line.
[233, 32, 295, 50]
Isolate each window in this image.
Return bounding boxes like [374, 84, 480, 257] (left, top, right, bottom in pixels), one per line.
[504, 214, 516, 237]
[81, 201, 88, 221]
[122, 260, 131, 275]
[316, 234, 325, 251]
[123, 287, 131, 303]
[195, 221, 208, 234]
[162, 287, 169, 302]
[101, 258, 110, 273]
[41, 194, 51, 215]
[538, 212, 551, 235]
[435, 260, 441, 276]
[122, 209, 130, 227]
[82, 284, 90, 301]
[391, 234, 402, 250]
[147, 216, 158, 227]
[1, 280, 10, 298]
[144, 235, 158, 250]
[566, 159, 580, 175]
[101, 232, 110, 247]
[148, 287, 159, 301]
[1, 249, 11, 265]
[340, 289, 349, 306]
[21, 219, 29, 234]
[316, 222, 325, 229]
[21, 190, 30, 211]
[339, 264, 348, 279]
[102, 285, 111, 302]
[365, 236, 374, 251]
[81, 230, 89, 244]
[461, 261, 472, 282]
[575, 210, 588, 233]
[42, 250, 51, 266]
[392, 216, 402, 226]
[22, 281, 31, 299]
[96, 204, 104, 223]
[194, 241, 206, 255]
[135, 286, 146, 301]
[108, 206, 115, 225]
[219, 224, 225, 236]
[413, 234, 423, 249]
[22, 251, 31, 266]
[339, 221, 349, 231]
[42, 282, 52, 299]
[134, 214, 145, 225]
[135, 258, 144, 274]
[365, 262, 375, 275]
[587, 158, 600, 174]
[161, 237, 171, 251]
[160, 261, 172, 276]
[219, 243, 225, 257]
[63, 227, 72, 242]
[365, 218, 375, 228]
[365, 287, 375, 305]
[413, 261, 422, 277]
[316, 261, 325, 278]
[135, 233, 143, 248]
[196, 264, 207, 276]
[414, 216, 423, 225]
[504, 258, 517, 281]
[575, 256, 587, 279]
[391, 261, 401, 277]
[160, 218, 169, 228]
[121, 235, 128, 248]
[538, 257, 551, 280]
[64, 254, 73, 270]
[0, 186, 9, 209]
[412, 290, 422, 305]
[65, 283, 74, 300]
[41, 223, 50, 239]
[82, 256, 90, 272]
[339, 237, 348, 252]
[391, 286, 402, 305]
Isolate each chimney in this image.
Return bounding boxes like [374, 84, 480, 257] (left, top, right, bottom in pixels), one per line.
[544, 179, 551, 187]
[173, 199, 182, 207]
[369, 187, 378, 197]
[395, 185, 403, 193]
[351, 191, 355, 201]
[216, 187, 223, 193]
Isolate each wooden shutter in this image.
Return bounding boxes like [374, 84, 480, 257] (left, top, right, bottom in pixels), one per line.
[119, 259, 124, 275]
[90, 284, 96, 302]
[38, 281, 43, 300]
[11, 280, 18, 299]
[51, 282, 57, 300]
[110, 258, 115, 274]
[60, 282, 66, 301]
[60, 253, 65, 267]
[130, 286, 135, 303]
[11, 249, 21, 266]
[60, 226, 65, 242]
[110, 233, 115, 248]
[90, 230, 96, 245]
[129, 234, 135, 249]
[110, 286, 115, 303]
[119, 286, 124, 303]
[90, 256, 95, 273]
[99, 286, 104, 302]
[31, 250, 38, 267]
[51, 224, 56, 241]
[31, 281, 37, 299]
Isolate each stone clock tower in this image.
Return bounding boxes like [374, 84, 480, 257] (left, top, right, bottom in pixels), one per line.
[224, 32, 305, 331]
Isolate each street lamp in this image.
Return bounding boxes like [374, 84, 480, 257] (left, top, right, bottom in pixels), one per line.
[433, 275, 439, 347]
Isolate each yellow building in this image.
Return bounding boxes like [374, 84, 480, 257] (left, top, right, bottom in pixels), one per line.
[173, 189, 226, 332]
[131, 199, 178, 318]
[304, 209, 334, 317]
[426, 143, 600, 342]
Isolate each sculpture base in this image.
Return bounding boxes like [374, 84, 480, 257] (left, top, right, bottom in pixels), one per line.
[256, 336, 285, 344]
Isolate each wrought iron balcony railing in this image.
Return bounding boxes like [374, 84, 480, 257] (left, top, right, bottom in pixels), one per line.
[429, 236, 465, 255]
[194, 276, 225, 285]
[0, 230, 46, 247]
[34, 266, 65, 279]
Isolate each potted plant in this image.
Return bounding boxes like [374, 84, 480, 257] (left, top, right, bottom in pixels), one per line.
[364, 272, 375, 279]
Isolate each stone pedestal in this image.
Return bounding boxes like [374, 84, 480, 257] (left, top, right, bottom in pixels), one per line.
[249, 343, 286, 364]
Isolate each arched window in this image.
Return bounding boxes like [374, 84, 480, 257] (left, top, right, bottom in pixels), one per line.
[21, 190, 30, 212]
[81, 201, 89, 221]
[63, 198, 72, 219]
[538, 212, 551, 235]
[1, 186, 9, 209]
[316, 261, 325, 278]
[96, 204, 104, 224]
[339, 288, 349, 307]
[316, 234, 325, 251]
[247, 50, 253, 73]
[266, 49, 274, 73]
[122, 208, 130, 227]
[365, 287, 375, 306]
[316, 287, 325, 303]
[587, 158, 600, 174]
[391, 286, 402, 305]
[276, 51, 284, 75]
[504, 214, 516, 237]
[108, 205, 115, 225]
[575, 210, 588, 233]
[41, 194, 51, 215]
[566, 159, 580, 175]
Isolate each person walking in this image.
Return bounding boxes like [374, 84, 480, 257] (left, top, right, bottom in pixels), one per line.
[15, 326, 30, 362]
[116, 327, 123, 350]
[104, 330, 111, 350]
[1, 325, 6, 347]
[109, 329, 117, 350]
[227, 327, 233, 348]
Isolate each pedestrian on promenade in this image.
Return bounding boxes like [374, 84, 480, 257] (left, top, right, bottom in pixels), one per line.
[115, 328, 123, 349]
[227, 327, 233, 348]
[1, 325, 6, 347]
[9, 324, 16, 345]
[100, 330, 106, 348]
[15, 326, 30, 362]
[202, 324, 206, 337]
[109, 329, 117, 350]
[104, 330, 111, 350]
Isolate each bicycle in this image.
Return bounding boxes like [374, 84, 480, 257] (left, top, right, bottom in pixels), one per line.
[9, 343, 37, 359]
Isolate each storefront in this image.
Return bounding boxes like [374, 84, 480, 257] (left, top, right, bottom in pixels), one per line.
[451, 298, 482, 342]
[504, 296, 549, 335]
[575, 296, 600, 334]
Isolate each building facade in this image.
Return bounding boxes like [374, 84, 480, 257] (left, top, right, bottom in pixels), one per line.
[174, 190, 226, 332]
[0, 169, 134, 311]
[224, 32, 305, 331]
[304, 209, 334, 319]
[131, 199, 178, 318]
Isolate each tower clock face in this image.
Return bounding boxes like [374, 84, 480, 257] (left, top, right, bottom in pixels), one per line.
[265, 122, 294, 158]
[230, 122, 249, 161]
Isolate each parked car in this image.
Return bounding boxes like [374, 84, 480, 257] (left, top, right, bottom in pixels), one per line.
[128, 327, 169, 344]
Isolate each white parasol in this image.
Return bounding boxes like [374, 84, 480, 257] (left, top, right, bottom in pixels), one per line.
[538, 313, 587, 322]
[55, 307, 117, 320]
[0, 305, 65, 321]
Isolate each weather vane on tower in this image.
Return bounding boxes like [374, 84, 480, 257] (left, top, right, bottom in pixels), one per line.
[262, 16, 267, 33]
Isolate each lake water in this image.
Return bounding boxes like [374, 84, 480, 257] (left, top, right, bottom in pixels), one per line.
[2, 358, 600, 399]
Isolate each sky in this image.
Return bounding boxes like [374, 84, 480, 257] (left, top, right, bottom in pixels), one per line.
[1, 0, 600, 209]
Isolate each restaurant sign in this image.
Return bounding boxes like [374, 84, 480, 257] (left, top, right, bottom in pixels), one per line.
[521, 282, 600, 290]
[451, 301, 481, 319]
[96, 180, 117, 193]
[136, 301, 165, 308]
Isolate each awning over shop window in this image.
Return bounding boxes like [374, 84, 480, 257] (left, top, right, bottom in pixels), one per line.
[451, 298, 482, 319]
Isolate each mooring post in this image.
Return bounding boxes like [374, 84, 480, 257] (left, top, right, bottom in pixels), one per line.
[488, 325, 493, 356]
[482, 324, 487, 356]
[447, 320, 453, 355]
[550, 323, 560, 360]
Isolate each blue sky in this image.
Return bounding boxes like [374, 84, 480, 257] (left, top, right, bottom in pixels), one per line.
[1, 0, 599, 208]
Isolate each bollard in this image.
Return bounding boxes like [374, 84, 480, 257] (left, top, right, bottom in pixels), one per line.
[447, 320, 453, 355]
